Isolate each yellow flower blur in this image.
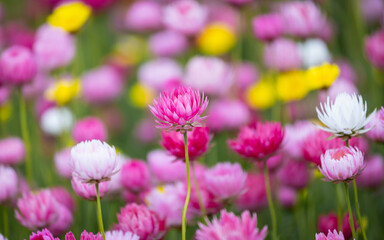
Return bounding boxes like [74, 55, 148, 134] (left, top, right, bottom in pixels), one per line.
[47, 2, 91, 33]
[45, 78, 81, 106]
[129, 83, 154, 108]
[197, 23, 236, 56]
[246, 78, 276, 110]
[0, 103, 12, 123]
[306, 63, 340, 90]
[114, 36, 148, 66]
[276, 70, 309, 102]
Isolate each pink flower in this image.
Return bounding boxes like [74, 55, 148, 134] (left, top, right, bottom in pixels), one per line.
[65, 231, 103, 240]
[234, 62, 258, 90]
[319, 147, 365, 182]
[105, 230, 139, 240]
[264, 38, 302, 71]
[277, 186, 297, 208]
[342, 214, 358, 239]
[0, 137, 25, 165]
[163, 0, 208, 36]
[0, 87, 11, 105]
[362, 0, 384, 23]
[365, 30, 384, 69]
[3, 23, 35, 49]
[161, 126, 211, 160]
[147, 149, 186, 183]
[277, 160, 310, 190]
[0, 233, 6, 240]
[116, 203, 165, 240]
[0, 165, 18, 204]
[50, 187, 75, 213]
[282, 121, 315, 159]
[149, 30, 188, 57]
[149, 86, 208, 132]
[22, 72, 52, 100]
[134, 118, 158, 143]
[72, 117, 108, 143]
[0, 45, 37, 85]
[235, 173, 268, 211]
[124, 1, 162, 32]
[29, 228, 59, 240]
[196, 209, 268, 240]
[356, 154, 384, 188]
[71, 176, 109, 201]
[82, 0, 115, 11]
[366, 110, 384, 143]
[317, 213, 338, 236]
[54, 148, 72, 179]
[228, 122, 284, 160]
[120, 160, 150, 192]
[325, 79, 358, 102]
[204, 162, 247, 200]
[252, 13, 284, 41]
[315, 230, 345, 240]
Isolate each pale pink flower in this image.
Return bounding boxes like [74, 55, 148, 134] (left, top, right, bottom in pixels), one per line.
[105, 230, 140, 240]
[282, 121, 315, 159]
[50, 187, 76, 213]
[71, 176, 109, 201]
[325, 79, 358, 102]
[365, 30, 384, 69]
[147, 149, 186, 183]
[120, 160, 150, 192]
[72, 116, 108, 143]
[366, 110, 384, 143]
[356, 154, 384, 188]
[0, 137, 25, 165]
[234, 62, 258, 90]
[315, 229, 345, 240]
[264, 38, 301, 72]
[207, 3, 239, 31]
[252, 13, 284, 41]
[0, 233, 7, 240]
[0, 87, 11, 105]
[0, 165, 18, 203]
[235, 173, 268, 211]
[54, 148, 72, 179]
[124, 1, 162, 31]
[134, 118, 158, 143]
[277, 186, 297, 208]
[149, 30, 188, 57]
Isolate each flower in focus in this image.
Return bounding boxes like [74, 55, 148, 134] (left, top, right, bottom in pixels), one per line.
[246, 77, 276, 110]
[29, 228, 59, 240]
[70, 140, 119, 183]
[124, 1, 162, 32]
[105, 230, 140, 240]
[47, 1, 92, 33]
[0, 165, 18, 203]
[299, 38, 331, 68]
[315, 230, 345, 240]
[120, 160, 150, 192]
[149, 86, 209, 132]
[0, 137, 25, 165]
[147, 150, 186, 183]
[276, 70, 309, 102]
[72, 117, 108, 143]
[129, 83, 154, 108]
[316, 93, 375, 138]
[71, 176, 109, 201]
[45, 78, 81, 106]
[365, 109, 384, 143]
[365, 30, 384, 69]
[195, 209, 268, 240]
[228, 122, 284, 160]
[252, 13, 284, 42]
[306, 63, 339, 90]
[319, 147, 364, 182]
[197, 23, 236, 56]
[264, 38, 301, 72]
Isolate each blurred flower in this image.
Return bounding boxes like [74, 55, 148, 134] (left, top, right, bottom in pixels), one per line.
[0, 87, 11, 106]
[105, 230, 139, 240]
[50, 187, 75, 213]
[47, 1, 91, 33]
[0, 137, 25, 165]
[147, 149, 186, 183]
[277, 186, 297, 208]
[65, 231, 102, 240]
[197, 23, 236, 56]
[234, 62, 258, 89]
[366, 110, 384, 142]
[207, 3, 239, 31]
[246, 77, 276, 109]
[107, 155, 128, 195]
[356, 154, 384, 188]
[149, 86, 208, 132]
[113, 35, 148, 66]
[82, 0, 115, 11]
[72, 117, 107, 143]
[282, 121, 315, 159]
[45, 78, 81, 106]
[196, 209, 267, 240]
[276, 70, 309, 102]
[335, 60, 357, 83]
[0, 45, 37, 85]
[365, 30, 384, 69]
[316, 93, 375, 138]
[315, 230, 345, 240]
[40, 107, 74, 136]
[149, 30, 188, 57]
[54, 148, 72, 178]
[129, 83, 154, 108]
[0, 165, 18, 203]
[225, 0, 253, 5]
[134, 118, 158, 143]
[71, 176, 109, 201]
[163, 0, 207, 36]
[121, 160, 150, 192]
[161, 127, 211, 160]
[70, 140, 119, 183]
[116, 203, 165, 240]
[319, 147, 364, 182]
[124, 1, 162, 32]
[33, 24, 75, 71]
[252, 13, 284, 41]
[3, 22, 35, 49]
[325, 79, 358, 101]
[306, 63, 339, 90]
[185, 56, 234, 95]
[235, 173, 267, 211]
[277, 160, 310, 190]
[318, 213, 338, 235]
[264, 38, 301, 72]
[204, 162, 247, 200]
[342, 213, 358, 239]
[299, 38, 331, 68]
[362, 0, 384, 23]
[22, 72, 52, 99]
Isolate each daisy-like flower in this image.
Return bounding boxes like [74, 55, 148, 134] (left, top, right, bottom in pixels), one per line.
[315, 229, 345, 240]
[316, 92, 375, 139]
[149, 86, 208, 132]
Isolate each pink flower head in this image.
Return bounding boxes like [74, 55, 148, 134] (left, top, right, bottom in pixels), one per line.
[120, 160, 150, 192]
[315, 230, 345, 240]
[0, 165, 18, 203]
[161, 126, 211, 160]
[204, 162, 247, 200]
[252, 13, 284, 42]
[277, 160, 310, 190]
[356, 154, 384, 188]
[72, 117, 108, 143]
[196, 209, 268, 240]
[0, 45, 37, 85]
[3, 22, 35, 49]
[149, 86, 209, 132]
[135, 118, 158, 143]
[365, 30, 384, 69]
[317, 213, 338, 235]
[325, 79, 358, 102]
[282, 121, 316, 159]
[366, 110, 384, 143]
[65, 231, 103, 240]
[0, 137, 25, 165]
[149, 30, 188, 57]
[71, 176, 109, 201]
[234, 62, 258, 90]
[116, 203, 165, 240]
[228, 122, 284, 160]
[163, 0, 208, 36]
[147, 149, 186, 183]
[54, 148, 72, 179]
[50, 187, 75, 213]
[105, 230, 140, 240]
[277, 186, 297, 208]
[124, 1, 162, 32]
[264, 38, 302, 71]
[319, 147, 365, 182]
[235, 173, 268, 211]
[342, 213, 358, 239]
[29, 228, 59, 240]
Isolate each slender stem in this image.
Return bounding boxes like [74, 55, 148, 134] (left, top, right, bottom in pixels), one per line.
[346, 139, 350, 147]
[344, 182, 357, 240]
[263, 159, 278, 240]
[336, 184, 344, 230]
[2, 206, 9, 238]
[95, 183, 105, 240]
[353, 179, 367, 240]
[19, 89, 33, 185]
[182, 132, 191, 240]
[192, 163, 207, 224]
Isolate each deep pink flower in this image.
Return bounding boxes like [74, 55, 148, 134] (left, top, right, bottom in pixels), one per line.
[315, 230, 345, 240]
[65, 231, 103, 240]
[342, 214, 358, 239]
[277, 186, 297, 208]
[365, 30, 384, 69]
[277, 160, 310, 190]
[317, 213, 338, 235]
[252, 13, 284, 41]
[235, 173, 268, 211]
[228, 122, 284, 160]
[147, 149, 186, 183]
[0, 137, 25, 165]
[29, 228, 59, 240]
[72, 117, 108, 143]
[356, 154, 384, 188]
[195, 209, 268, 240]
[50, 187, 75, 213]
[120, 160, 150, 192]
[82, 0, 115, 11]
[282, 121, 315, 159]
[149, 86, 209, 132]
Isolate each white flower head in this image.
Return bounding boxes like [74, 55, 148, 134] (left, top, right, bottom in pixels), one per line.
[105, 230, 140, 240]
[316, 92, 375, 138]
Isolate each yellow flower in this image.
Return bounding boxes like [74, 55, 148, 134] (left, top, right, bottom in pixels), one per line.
[197, 23, 236, 56]
[45, 78, 81, 106]
[246, 77, 276, 110]
[114, 35, 148, 66]
[129, 83, 154, 108]
[0, 102, 12, 123]
[306, 63, 340, 90]
[276, 70, 309, 102]
[47, 2, 91, 33]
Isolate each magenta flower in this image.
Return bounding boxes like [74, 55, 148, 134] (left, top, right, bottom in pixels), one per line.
[65, 231, 103, 240]
[317, 213, 338, 236]
[0, 137, 25, 165]
[29, 228, 59, 240]
[365, 30, 384, 69]
[50, 187, 75, 213]
[0, 165, 18, 204]
[120, 160, 150, 192]
[277, 186, 297, 208]
[252, 13, 284, 42]
[228, 122, 284, 160]
[71, 176, 109, 201]
[149, 86, 208, 132]
[72, 116, 108, 143]
[315, 230, 345, 240]
[277, 160, 310, 190]
[356, 154, 384, 188]
[235, 173, 268, 211]
[196, 209, 268, 240]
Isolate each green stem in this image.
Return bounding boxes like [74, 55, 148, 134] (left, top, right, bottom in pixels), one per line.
[19, 89, 33, 186]
[192, 163, 207, 224]
[346, 139, 350, 147]
[263, 159, 278, 240]
[96, 183, 105, 240]
[353, 179, 367, 240]
[336, 184, 344, 230]
[182, 132, 191, 240]
[2, 206, 9, 238]
[344, 182, 357, 240]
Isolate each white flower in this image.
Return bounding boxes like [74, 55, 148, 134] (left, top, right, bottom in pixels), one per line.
[299, 38, 331, 68]
[316, 92, 375, 138]
[0, 233, 8, 240]
[105, 230, 140, 240]
[40, 107, 73, 136]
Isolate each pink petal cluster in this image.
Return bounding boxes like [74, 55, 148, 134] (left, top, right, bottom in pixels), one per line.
[234, 62, 258, 90]
[365, 30, 384, 69]
[263, 38, 302, 72]
[120, 160, 150, 192]
[252, 13, 284, 41]
[71, 176, 109, 201]
[195, 209, 268, 240]
[72, 116, 108, 143]
[65, 231, 103, 240]
[147, 149, 186, 183]
[50, 187, 76, 213]
[124, 1, 162, 32]
[54, 148, 72, 179]
[356, 154, 384, 188]
[30, 228, 59, 240]
[366, 110, 384, 143]
[149, 30, 188, 57]
[315, 230, 345, 240]
[149, 86, 208, 132]
[277, 160, 310, 190]
[317, 213, 338, 236]
[228, 122, 284, 160]
[0, 165, 18, 203]
[235, 173, 268, 211]
[161, 126, 211, 160]
[0, 137, 25, 165]
[282, 120, 315, 159]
